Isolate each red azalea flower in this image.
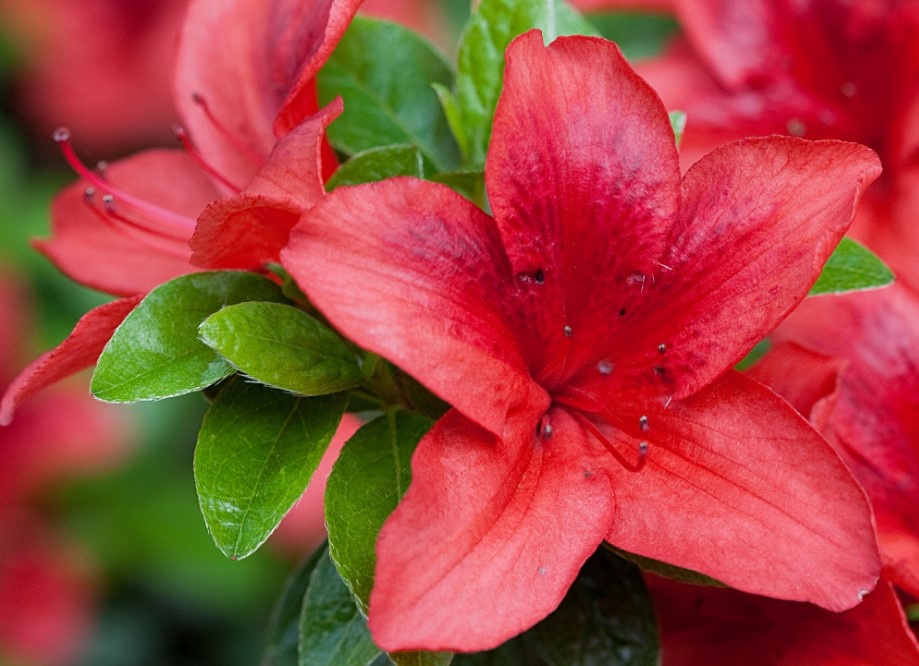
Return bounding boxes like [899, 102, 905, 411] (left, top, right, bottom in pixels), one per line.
[646, 574, 919, 665]
[2, 0, 362, 422]
[0, 0, 188, 152]
[282, 31, 882, 651]
[636, 0, 919, 288]
[0, 270, 131, 664]
[753, 284, 919, 599]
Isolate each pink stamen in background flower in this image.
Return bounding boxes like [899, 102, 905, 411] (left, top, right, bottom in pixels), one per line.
[172, 125, 243, 193]
[53, 128, 196, 255]
[190, 93, 266, 167]
[80, 188, 192, 260]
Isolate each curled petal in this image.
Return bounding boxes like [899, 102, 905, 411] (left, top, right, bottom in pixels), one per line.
[190, 99, 341, 269]
[0, 297, 142, 425]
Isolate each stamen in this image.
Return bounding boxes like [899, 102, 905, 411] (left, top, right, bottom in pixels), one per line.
[190, 93, 266, 166]
[563, 325, 573, 338]
[658, 343, 667, 354]
[80, 195, 192, 259]
[54, 128, 196, 242]
[537, 414, 553, 439]
[567, 410, 648, 472]
[173, 125, 243, 193]
[639, 415, 650, 432]
[597, 360, 613, 375]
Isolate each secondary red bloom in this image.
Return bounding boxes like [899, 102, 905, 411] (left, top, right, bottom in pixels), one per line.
[0, 270, 131, 663]
[3, 0, 360, 421]
[637, 0, 919, 287]
[755, 284, 919, 598]
[647, 575, 919, 665]
[283, 31, 881, 651]
[0, 0, 188, 151]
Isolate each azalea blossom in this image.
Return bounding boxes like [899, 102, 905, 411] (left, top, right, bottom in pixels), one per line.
[0, 269, 130, 664]
[0, 0, 188, 151]
[0, 0, 364, 423]
[752, 284, 919, 599]
[646, 574, 919, 665]
[636, 0, 919, 288]
[282, 31, 881, 651]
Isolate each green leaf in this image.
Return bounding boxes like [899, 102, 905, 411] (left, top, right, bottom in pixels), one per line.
[455, 549, 659, 665]
[586, 11, 679, 61]
[325, 411, 434, 611]
[451, 0, 598, 167]
[199, 302, 364, 396]
[735, 338, 771, 372]
[326, 145, 425, 191]
[604, 543, 725, 587]
[325, 411, 449, 666]
[91, 271, 284, 402]
[299, 546, 382, 666]
[195, 378, 348, 560]
[669, 110, 687, 148]
[318, 17, 459, 172]
[809, 237, 894, 296]
[264, 547, 326, 666]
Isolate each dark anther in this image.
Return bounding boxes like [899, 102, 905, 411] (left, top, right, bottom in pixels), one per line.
[618, 308, 627, 317]
[563, 325, 572, 337]
[658, 343, 667, 354]
[653, 365, 665, 375]
[534, 269, 545, 284]
[639, 415, 650, 432]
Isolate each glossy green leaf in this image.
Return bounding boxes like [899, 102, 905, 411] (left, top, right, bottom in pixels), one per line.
[325, 411, 433, 611]
[455, 549, 659, 665]
[199, 302, 364, 396]
[91, 271, 284, 402]
[809, 237, 894, 295]
[318, 17, 459, 172]
[299, 546, 381, 666]
[604, 544, 724, 588]
[669, 110, 686, 148]
[324, 411, 448, 666]
[447, 0, 597, 166]
[586, 11, 679, 61]
[735, 339, 771, 372]
[195, 378, 348, 560]
[264, 547, 326, 666]
[326, 145, 425, 191]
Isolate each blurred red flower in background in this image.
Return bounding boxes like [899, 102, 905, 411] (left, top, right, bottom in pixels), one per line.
[636, 0, 919, 289]
[0, 269, 131, 665]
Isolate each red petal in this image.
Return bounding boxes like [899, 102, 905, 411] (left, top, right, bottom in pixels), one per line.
[174, 0, 361, 187]
[0, 296, 142, 426]
[747, 342, 841, 419]
[282, 178, 544, 436]
[190, 99, 341, 269]
[613, 137, 880, 401]
[37, 150, 216, 296]
[0, 516, 96, 666]
[606, 371, 879, 611]
[648, 576, 919, 665]
[274, 0, 364, 136]
[775, 285, 919, 596]
[369, 409, 615, 652]
[487, 31, 681, 379]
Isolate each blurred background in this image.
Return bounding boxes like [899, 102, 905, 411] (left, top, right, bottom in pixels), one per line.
[0, 2, 674, 663]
